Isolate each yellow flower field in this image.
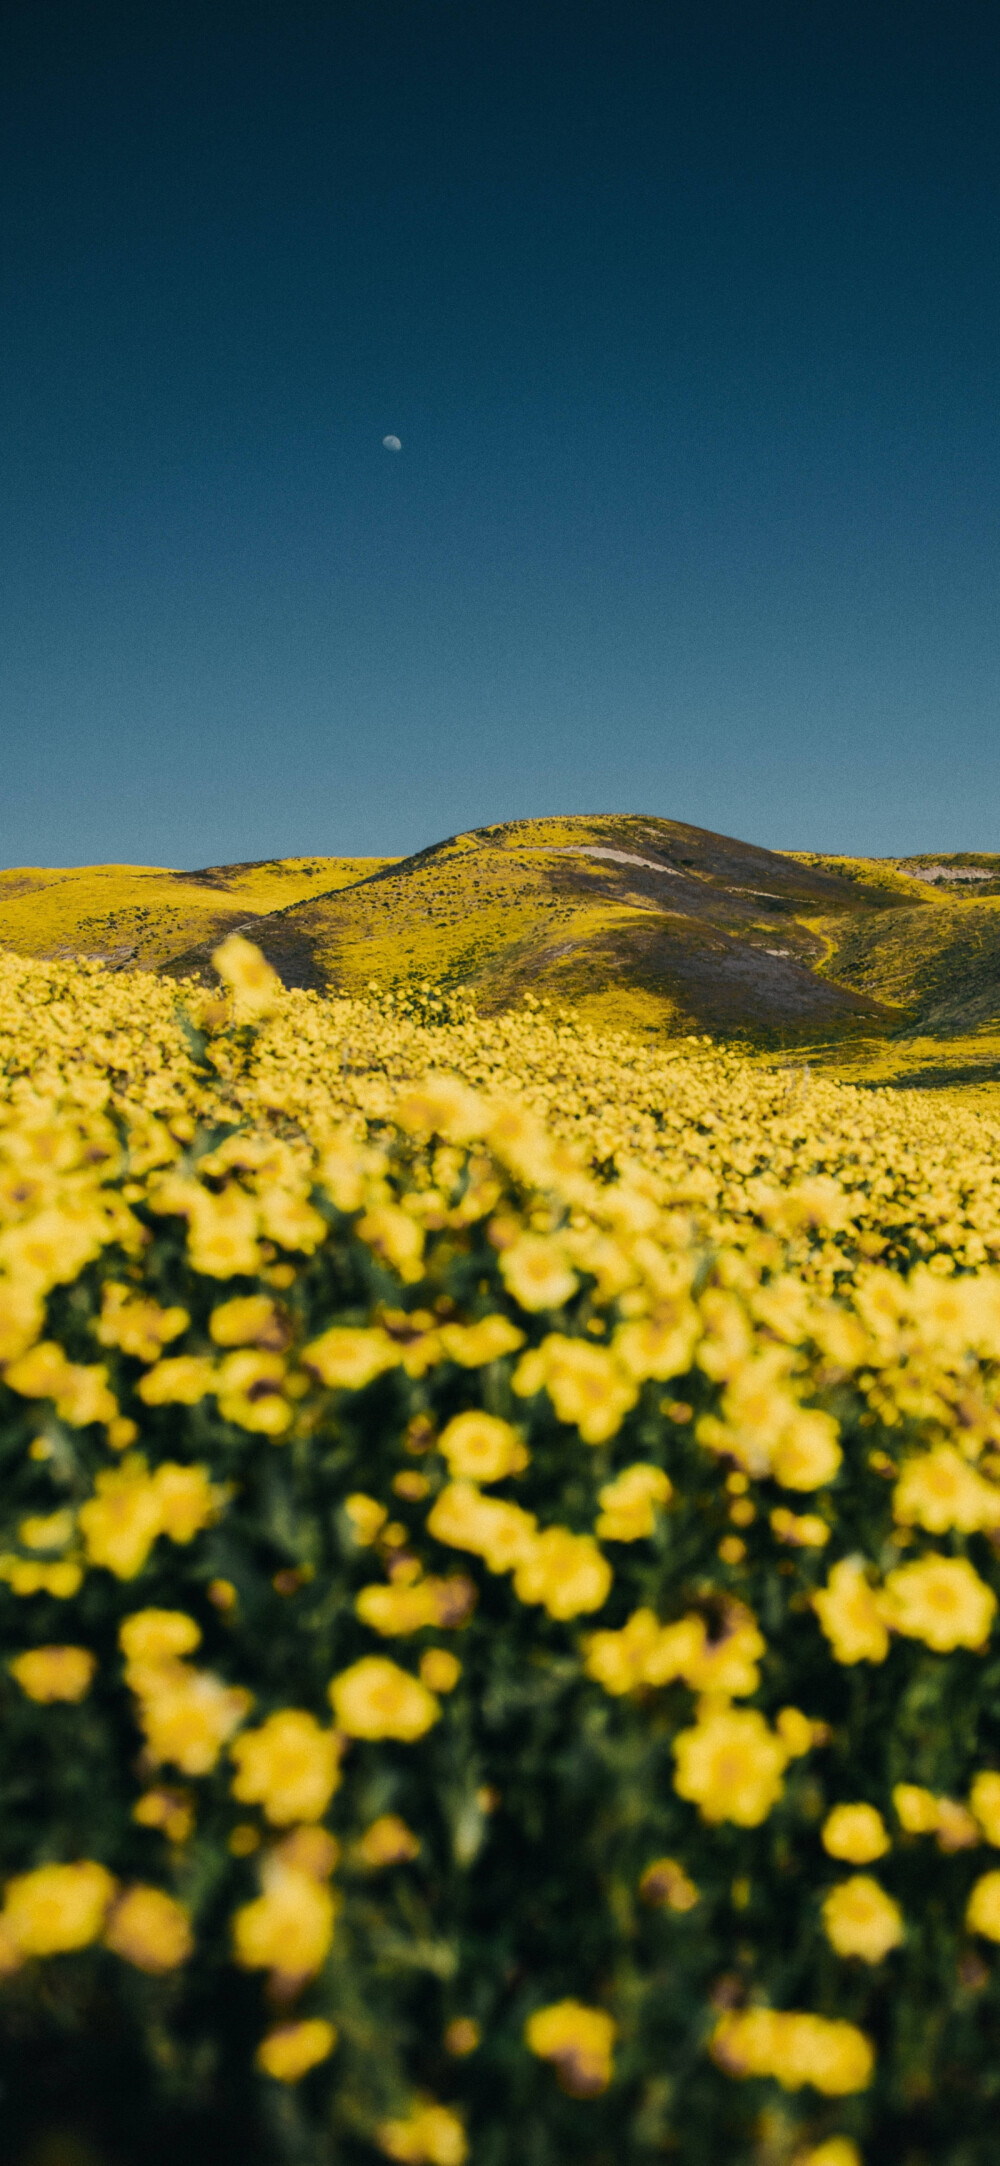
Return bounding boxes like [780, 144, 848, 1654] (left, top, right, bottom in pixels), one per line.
[3, 936, 1000, 2164]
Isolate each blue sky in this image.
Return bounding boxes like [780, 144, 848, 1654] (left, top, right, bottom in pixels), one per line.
[2, 0, 998, 868]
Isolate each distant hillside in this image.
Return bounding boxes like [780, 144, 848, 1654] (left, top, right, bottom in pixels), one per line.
[788, 851, 1000, 1038]
[6, 820, 1000, 1092]
[0, 855, 395, 971]
[161, 814, 904, 1044]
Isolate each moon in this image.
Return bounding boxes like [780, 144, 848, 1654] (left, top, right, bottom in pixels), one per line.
[382, 434, 402, 451]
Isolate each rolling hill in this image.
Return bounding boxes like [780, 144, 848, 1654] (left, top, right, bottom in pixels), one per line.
[5, 817, 1000, 1095]
[0, 855, 396, 972]
[161, 813, 901, 1042]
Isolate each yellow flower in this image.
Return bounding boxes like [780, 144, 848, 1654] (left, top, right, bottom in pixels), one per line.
[427, 1482, 538, 1573]
[256, 2018, 338, 2083]
[233, 1860, 337, 1980]
[698, 1346, 842, 1491]
[583, 1603, 765, 1701]
[513, 1527, 612, 1620]
[357, 1204, 425, 1279]
[344, 1493, 389, 1545]
[970, 1770, 1000, 1845]
[376, 2100, 468, 2165]
[119, 1609, 202, 1663]
[107, 1416, 139, 1450]
[355, 1815, 421, 1869]
[697, 1290, 755, 1383]
[212, 933, 282, 1020]
[712, 2009, 873, 2094]
[153, 1461, 220, 1542]
[583, 1607, 667, 1694]
[486, 1100, 555, 1185]
[0, 1555, 82, 1598]
[673, 1707, 788, 1826]
[437, 1410, 528, 1482]
[499, 1234, 578, 1313]
[565, 1228, 634, 1301]
[771, 1409, 843, 1492]
[137, 1668, 253, 1776]
[750, 1273, 812, 1342]
[0, 1211, 107, 1295]
[613, 1301, 699, 1383]
[4, 1341, 70, 1401]
[0, 1278, 44, 1363]
[356, 1575, 476, 1636]
[104, 1885, 193, 1972]
[596, 1463, 672, 1541]
[892, 1783, 941, 1835]
[17, 1509, 75, 1552]
[9, 1645, 96, 1703]
[438, 1315, 525, 1366]
[514, 1334, 637, 1444]
[269, 1826, 339, 1879]
[771, 1507, 830, 1548]
[792, 2143, 862, 2166]
[524, 1999, 617, 2096]
[5, 1341, 118, 1427]
[210, 1293, 286, 1347]
[78, 1458, 164, 1579]
[313, 1134, 367, 1214]
[821, 1876, 904, 1963]
[133, 1787, 195, 1844]
[813, 1559, 889, 1666]
[303, 1326, 401, 1391]
[328, 1657, 440, 1741]
[3, 1860, 116, 1955]
[906, 1264, 987, 1354]
[356, 1582, 434, 1633]
[967, 1869, 1000, 1941]
[697, 1349, 798, 1473]
[776, 1707, 821, 1757]
[638, 1857, 699, 1911]
[58, 1365, 119, 1428]
[257, 1184, 327, 1255]
[711, 2007, 785, 2078]
[215, 1347, 291, 1435]
[394, 1075, 485, 1142]
[79, 1459, 214, 1573]
[892, 1446, 1000, 1535]
[230, 1710, 343, 1824]
[935, 1798, 981, 1852]
[138, 1355, 216, 1406]
[682, 1601, 765, 1698]
[882, 1554, 996, 1653]
[953, 1271, 1000, 1359]
[96, 1284, 189, 1361]
[419, 1649, 461, 1693]
[822, 1804, 890, 1864]
[186, 1185, 261, 1278]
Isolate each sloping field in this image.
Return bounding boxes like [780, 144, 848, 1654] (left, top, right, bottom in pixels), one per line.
[0, 856, 395, 972]
[161, 815, 905, 1046]
[780, 853, 1000, 1104]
